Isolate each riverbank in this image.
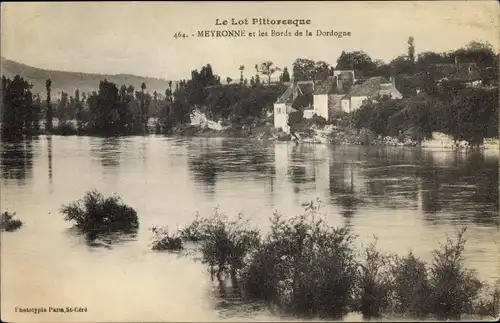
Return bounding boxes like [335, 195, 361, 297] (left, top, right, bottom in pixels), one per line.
[170, 121, 499, 151]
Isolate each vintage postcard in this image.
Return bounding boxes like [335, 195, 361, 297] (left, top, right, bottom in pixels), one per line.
[1, 1, 499, 322]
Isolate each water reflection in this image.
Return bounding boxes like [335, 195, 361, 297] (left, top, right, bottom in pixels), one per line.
[0, 139, 34, 183]
[65, 226, 138, 248]
[92, 137, 122, 167]
[187, 139, 275, 193]
[47, 136, 53, 185]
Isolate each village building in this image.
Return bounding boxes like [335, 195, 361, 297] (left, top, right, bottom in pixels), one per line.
[340, 76, 402, 113]
[428, 58, 483, 88]
[311, 70, 355, 121]
[273, 80, 314, 133]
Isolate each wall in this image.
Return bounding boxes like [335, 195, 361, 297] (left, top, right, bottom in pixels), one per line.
[328, 95, 344, 118]
[350, 96, 368, 112]
[313, 94, 328, 120]
[303, 109, 315, 119]
[274, 103, 290, 133]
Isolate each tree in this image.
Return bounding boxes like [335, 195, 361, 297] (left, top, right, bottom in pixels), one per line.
[75, 89, 85, 131]
[336, 51, 377, 77]
[226, 77, 233, 84]
[140, 82, 147, 133]
[239, 65, 245, 85]
[293, 58, 316, 81]
[256, 61, 281, 85]
[408, 36, 415, 63]
[45, 78, 53, 132]
[2, 75, 35, 140]
[313, 61, 331, 81]
[281, 67, 291, 82]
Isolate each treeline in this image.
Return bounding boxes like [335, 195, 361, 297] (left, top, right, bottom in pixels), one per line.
[349, 85, 498, 146]
[1, 61, 287, 139]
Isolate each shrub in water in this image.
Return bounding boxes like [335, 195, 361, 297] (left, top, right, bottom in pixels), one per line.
[0, 211, 23, 232]
[427, 227, 483, 320]
[60, 190, 139, 237]
[150, 226, 183, 251]
[355, 238, 395, 319]
[198, 208, 260, 283]
[390, 251, 432, 318]
[241, 201, 358, 319]
[179, 212, 210, 242]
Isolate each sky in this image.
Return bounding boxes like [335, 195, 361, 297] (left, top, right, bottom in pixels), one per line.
[1, 1, 499, 80]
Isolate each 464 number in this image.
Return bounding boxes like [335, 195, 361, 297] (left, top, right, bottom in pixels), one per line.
[174, 32, 188, 39]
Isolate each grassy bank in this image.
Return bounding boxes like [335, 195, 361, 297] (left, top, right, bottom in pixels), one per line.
[152, 201, 500, 321]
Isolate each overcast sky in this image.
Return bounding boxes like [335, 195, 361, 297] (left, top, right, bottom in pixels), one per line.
[1, 1, 499, 80]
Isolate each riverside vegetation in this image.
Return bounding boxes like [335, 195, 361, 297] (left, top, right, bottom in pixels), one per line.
[1, 40, 498, 148]
[151, 200, 500, 321]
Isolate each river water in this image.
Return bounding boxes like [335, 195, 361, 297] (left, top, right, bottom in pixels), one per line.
[1, 135, 499, 322]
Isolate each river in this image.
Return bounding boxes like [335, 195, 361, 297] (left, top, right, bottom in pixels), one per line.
[1, 135, 499, 322]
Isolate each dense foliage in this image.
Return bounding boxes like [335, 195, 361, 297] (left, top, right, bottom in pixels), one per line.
[350, 87, 498, 145]
[60, 190, 139, 241]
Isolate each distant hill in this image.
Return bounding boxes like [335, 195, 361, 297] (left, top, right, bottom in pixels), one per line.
[1, 57, 177, 98]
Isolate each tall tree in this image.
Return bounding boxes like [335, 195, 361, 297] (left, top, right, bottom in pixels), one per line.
[408, 36, 415, 63]
[45, 78, 53, 132]
[239, 65, 245, 84]
[281, 66, 291, 82]
[140, 82, 147, 133]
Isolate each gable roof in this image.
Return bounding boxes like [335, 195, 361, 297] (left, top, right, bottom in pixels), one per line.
[431, 62, 482, 82]
[313, 77, 337, 95]
[275, 81, 315, 104]
[313, 75, 353, 95]
[343, 76, 388, 98]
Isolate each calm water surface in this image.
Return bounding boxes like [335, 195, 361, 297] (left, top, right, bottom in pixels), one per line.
[1, 135, 499, 322]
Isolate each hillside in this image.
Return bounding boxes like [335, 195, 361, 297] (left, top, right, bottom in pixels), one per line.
[1, 57, 177, 97]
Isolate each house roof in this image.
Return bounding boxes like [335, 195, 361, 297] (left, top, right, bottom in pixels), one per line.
[275, 81, 315, 104]
[343, 76, 389, 99]
[313, 75, 353, 95]
[313, 77, 336, 95]
[431, 62, 482, 82]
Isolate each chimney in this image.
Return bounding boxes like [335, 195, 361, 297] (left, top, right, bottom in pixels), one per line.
[454, 56, 460, 70]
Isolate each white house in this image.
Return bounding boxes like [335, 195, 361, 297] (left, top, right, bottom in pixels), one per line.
[341, 76, 402, 113]
[312, 71, 354, 121]
[273, 81, 314, 133]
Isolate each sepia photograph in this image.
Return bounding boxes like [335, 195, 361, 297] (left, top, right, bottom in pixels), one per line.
[1, 1, 499, 322]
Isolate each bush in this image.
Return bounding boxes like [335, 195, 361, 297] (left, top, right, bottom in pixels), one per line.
[427, 227, 484, 320]
[355, 239, 394, 319]
[197, 208, 260, 283]
[150, 226, 183, 251]
[0, 211, 23, 232]
[241, 201, 358, 319]
[390, 251, 432, 318]
[179, 212, 209, 242]
[60, 190, 139, 238]
[474, 279, 500, 319]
